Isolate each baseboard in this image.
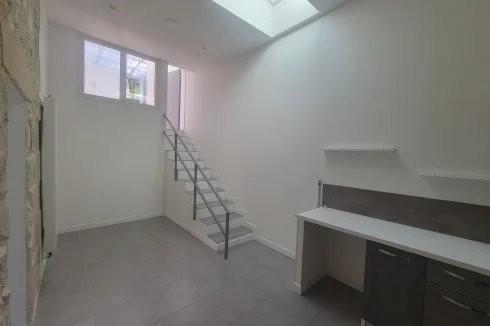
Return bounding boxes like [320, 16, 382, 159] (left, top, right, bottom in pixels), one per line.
[57, 213, 164, 233]
[256, 235, 296, 259]
[244, 221, 257, 230]
[216, 232, 255, 251]
[293, 271, 328, 295]
[292, 282, 302, 295]
[164, 214, 219, 251]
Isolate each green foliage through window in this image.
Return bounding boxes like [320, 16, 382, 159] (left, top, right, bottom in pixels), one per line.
[126, 77, 141, 103]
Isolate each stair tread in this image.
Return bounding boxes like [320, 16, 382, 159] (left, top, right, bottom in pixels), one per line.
[185, 188, 225, 195]
[208, 226, 253, 244]
[196, 199, 233, 209]
[169, 158, 203, 162]
[178, 176, 217, 182]
[177, 167, 210, 172]
[165, 142, 193, 146]
[199, 212, 243, 226]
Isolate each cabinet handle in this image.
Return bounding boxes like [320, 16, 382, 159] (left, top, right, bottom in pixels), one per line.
[442, 296, 490, 317]
[444, 270, 490, 287]
[378, 249, 411, 261]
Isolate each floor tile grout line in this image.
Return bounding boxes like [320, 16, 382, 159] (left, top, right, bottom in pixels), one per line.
[228, 300, 267, 326]
[78, 231, 97, 326]
[306, 306, 325, 325]
[157, 288, 215, 322]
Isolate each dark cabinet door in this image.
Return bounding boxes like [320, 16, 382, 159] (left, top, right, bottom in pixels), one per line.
[363, 241, 427, 326]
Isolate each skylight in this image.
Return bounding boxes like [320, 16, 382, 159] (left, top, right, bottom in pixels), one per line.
[265, 0, 284, 6]
[213, 0, 319, 37]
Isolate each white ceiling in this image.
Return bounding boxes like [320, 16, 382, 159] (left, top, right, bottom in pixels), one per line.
[46, 0, 347, 72]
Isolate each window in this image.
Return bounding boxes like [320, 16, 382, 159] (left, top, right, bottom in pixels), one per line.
[84, 41, 121, 99]
[83, 38, 157, 107]
[126, 54, 156, 106]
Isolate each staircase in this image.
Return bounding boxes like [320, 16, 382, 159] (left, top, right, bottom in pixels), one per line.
[162, 123, 254, 258]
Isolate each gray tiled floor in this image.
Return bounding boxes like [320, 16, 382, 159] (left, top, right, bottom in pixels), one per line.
[33, 217, 361, 326]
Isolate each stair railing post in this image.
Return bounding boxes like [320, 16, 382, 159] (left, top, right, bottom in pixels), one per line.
[193, 163, 198, 220]
[224, 212, 230, 259]
[174, 134, 178, 181]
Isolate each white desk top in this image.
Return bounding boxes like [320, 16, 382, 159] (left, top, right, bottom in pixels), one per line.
[297, 207, 490, 277]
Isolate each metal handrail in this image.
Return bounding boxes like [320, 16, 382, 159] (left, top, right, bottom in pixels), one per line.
[163, 132, 225, 234]
[163, 114, 231, 259]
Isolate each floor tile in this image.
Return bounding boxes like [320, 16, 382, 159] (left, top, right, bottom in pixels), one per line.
[89, 277, 148, 314]
[203, 281, 269, 323]
[70, 316, 96, 326]
[95, 297, 161, 326]
[160, 299, 228, 326]
[185, 260, 243, 296]
[266, 288, 323, 324]
[85, 259, 136, 287]
[133, 259, 185, 294]
[308, 308, 360, 326]
[33, 218, 362, 326]
[147, 278, 202, 319]
[120, 237, 169, 265]
[38, 267, 88, 306]
[79, 227, 125, 265]
[31, 289, 93, 326]
[231, 303, 307, 326]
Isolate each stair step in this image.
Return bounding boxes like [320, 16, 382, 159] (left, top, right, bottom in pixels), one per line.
[185, 188, 225, 195]
[196, 199, 233, 209]
[164, 129, 185, 136]
[178, 176, 217, 182]
[199, 212, 243, 226]
[164, 137, 190, 143]
[176, 168, 211, 179]
[168, 155, 199, 161]
[167, 151, 199, 160]
[165, 143, 195, 151]
[208, 226, 254, 244]
[177, 168, 211, 173]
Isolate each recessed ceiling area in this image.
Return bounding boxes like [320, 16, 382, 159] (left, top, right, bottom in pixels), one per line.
[46, 0, 348, 71]
[213, 0, 319, 37]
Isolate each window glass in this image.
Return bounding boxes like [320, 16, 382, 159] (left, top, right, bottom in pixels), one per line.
[84, 41, 121, 99]
[126, 54, 156, 106]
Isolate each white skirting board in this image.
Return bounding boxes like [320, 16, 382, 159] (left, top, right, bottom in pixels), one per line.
[292, 271, 327, 295]
[57, 213, 164, 233]
[255, 235, 296, 259]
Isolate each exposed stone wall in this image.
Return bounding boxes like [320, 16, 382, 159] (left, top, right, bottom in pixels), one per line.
[0, 0, 42, 325]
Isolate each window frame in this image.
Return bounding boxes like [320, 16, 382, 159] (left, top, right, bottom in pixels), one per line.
[81, 34, 159, 110]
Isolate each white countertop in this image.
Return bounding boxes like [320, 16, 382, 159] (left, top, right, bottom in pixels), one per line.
[297, 207, 490, 277]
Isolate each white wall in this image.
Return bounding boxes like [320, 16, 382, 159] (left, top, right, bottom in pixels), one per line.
[48, 23, 167, 232]
[184, 0, 490, 289]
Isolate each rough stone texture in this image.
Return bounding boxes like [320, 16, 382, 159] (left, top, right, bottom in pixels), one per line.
[0, 0, 42, 325]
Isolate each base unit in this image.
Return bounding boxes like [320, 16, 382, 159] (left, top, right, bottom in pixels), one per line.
[423, 283, 490, 326]
[362, 241, 426, 326]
